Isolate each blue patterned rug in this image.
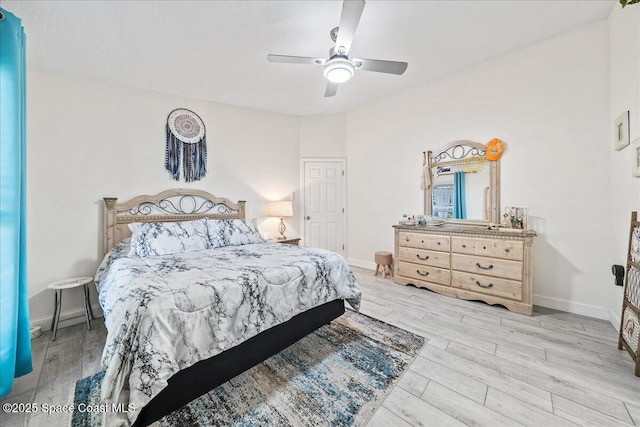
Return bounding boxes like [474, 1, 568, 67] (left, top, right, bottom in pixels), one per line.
[72, 309, 424, 426]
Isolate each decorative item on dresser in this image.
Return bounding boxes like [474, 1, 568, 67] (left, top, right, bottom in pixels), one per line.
[393, 225, 535, 315]
[618, 211, 640, 376]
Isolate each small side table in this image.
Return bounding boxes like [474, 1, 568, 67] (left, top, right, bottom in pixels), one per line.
[48, 276, 95, 341]
[269, 238, 301, 245]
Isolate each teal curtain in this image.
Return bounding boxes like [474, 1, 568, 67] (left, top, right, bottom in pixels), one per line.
[0, 7, 32, 398]
[453, 171, 466, 219]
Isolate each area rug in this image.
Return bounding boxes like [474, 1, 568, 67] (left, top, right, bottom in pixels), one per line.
[71, 309, 424, 427]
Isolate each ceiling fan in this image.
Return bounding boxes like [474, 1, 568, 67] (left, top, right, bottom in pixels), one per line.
[267, 0, 408, 97]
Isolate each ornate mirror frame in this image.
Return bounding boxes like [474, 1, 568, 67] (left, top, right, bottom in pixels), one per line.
[424, 140, 501, 225]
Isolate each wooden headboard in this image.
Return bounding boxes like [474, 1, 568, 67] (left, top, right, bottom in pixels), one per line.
[103, 189, 246, 253]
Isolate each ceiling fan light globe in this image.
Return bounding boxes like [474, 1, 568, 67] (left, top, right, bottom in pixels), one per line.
[326, 68, 352, 83]
[323, 59, 354, 83]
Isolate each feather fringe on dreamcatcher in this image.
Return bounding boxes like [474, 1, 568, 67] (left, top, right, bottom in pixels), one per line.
[165, 108, 207, 182]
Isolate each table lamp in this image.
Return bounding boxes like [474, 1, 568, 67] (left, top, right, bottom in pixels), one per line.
[267, 200, 293, 240]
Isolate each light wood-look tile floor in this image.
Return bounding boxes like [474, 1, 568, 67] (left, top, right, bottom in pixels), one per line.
[2, 266, 639, 426]
[0, 319, 107, 427]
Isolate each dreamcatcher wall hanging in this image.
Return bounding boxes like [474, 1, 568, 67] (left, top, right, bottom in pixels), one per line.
[165, 108, 207, 182]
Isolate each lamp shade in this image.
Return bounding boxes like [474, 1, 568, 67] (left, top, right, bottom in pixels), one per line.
[267, 200, 293, 217]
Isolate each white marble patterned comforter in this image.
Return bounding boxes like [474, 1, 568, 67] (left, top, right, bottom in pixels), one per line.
[94, 239, 361, 426]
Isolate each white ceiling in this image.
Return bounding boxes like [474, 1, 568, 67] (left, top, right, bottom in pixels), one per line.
[3, 0, 614, 116]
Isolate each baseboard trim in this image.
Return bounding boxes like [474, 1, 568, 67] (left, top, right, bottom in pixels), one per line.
[609, 308, 621, 332]
[348, 259, 376, 271]
[30, 303, 104, 332]
[531, 294, 609, 320]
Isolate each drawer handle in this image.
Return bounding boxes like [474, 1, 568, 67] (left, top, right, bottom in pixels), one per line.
[406, 237, 410, 242]
[416, 254, 430, 261]
[505, 248, 510, 253]
[462, 244, 467, 248]
[421, 240, 424, 243]
[475, 280, 493, 289]
[416, 270, 430, 277]
[476, 263, 494, 270]
[483, 246, 486, 250]
[437, 242, 441, 245]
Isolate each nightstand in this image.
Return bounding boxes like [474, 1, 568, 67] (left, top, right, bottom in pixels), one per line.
[269, 238, 301, 245]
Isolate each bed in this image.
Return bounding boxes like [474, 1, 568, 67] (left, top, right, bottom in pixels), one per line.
[96, 189, 361, 426]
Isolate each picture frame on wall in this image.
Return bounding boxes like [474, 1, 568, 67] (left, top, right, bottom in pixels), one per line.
[633, 138, 640, 178]
[614, 111, 630, 151]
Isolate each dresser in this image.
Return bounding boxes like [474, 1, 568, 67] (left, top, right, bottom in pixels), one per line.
[393, 224, 536, 315]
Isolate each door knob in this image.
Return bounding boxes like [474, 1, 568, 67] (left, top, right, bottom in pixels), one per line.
[305, 216, 311, 220]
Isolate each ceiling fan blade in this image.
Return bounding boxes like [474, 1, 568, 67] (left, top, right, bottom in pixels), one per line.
[334, 0, 366, 55]
[267, 54, 326, 65]
[324, 82, 339, 97]
[352, 58, 408, 75]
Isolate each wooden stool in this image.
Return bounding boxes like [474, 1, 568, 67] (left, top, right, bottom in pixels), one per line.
[374, 251, 393, 279]
[48, 276, 95, 341]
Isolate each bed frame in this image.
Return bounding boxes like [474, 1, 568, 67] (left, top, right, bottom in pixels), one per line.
[101, 189, 346, 427]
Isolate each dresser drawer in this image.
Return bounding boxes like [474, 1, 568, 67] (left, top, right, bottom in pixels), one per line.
[399, 232, 450, 252]
[398, 247, 450, 268]
[451, 254, 523, 281]
[451, 236, 523, 261]
[451, 271, 522, 301]
[398, 261, 450, 286]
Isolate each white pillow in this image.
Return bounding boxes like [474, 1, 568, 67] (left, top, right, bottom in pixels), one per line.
[128, 219, 211, 257]
[128, 222, 143, 234]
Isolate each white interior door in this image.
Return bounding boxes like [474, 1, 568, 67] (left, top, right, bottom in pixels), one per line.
[302, 159, 346, 256]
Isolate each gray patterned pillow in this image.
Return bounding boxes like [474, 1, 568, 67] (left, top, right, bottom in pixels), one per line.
[206, 219, 229, 248]
[128, 219, 211, 257]
[227, 218, 265, 245]
[206, 219, 264, 247]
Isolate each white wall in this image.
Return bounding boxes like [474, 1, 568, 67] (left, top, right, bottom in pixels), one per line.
[27, 71, 300, 328]
[607, 5, 640, 329]
[299, 114, 347, 158]
[346, 20, 614, 318]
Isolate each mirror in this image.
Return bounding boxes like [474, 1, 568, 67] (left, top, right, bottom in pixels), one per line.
[424, 140, 500, 224]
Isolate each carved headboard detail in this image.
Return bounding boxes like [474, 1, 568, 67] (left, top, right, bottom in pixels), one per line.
[103, 189, 246, 253]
